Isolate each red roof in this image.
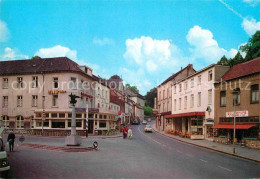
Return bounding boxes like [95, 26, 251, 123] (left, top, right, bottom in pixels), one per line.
[212, 124, 255, 129]
[165, 112, 205, 118]
[220, 57, 260, 82]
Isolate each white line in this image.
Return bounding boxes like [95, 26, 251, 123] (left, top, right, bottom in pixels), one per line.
[176, 150, 183, 154]
[218, 165, 232, 172]
[199, 159, 208, 163]
[138, 126, 162, 145]
[185, 154, 194, 158]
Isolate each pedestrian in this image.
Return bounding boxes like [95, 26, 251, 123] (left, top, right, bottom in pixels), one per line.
[128, 126, 133, 139]
[7, 131, 15, 152]
[123, 126, 127, 139]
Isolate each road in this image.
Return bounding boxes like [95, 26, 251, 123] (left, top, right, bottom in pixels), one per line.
[5, 124, 260, 178]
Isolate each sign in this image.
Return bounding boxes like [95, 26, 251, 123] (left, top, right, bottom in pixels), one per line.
[81, 92, 93, 99]
[75, 108, 86, 113]
[75, 108, 99, 113]
[48, 90, 67, 94]
[226, 110, 248, 118]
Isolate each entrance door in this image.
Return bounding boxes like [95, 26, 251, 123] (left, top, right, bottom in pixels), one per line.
[88, 120, 94, 134]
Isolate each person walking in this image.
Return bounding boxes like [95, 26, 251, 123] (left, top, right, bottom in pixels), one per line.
[128, 126, 133, 139]
[7, 131, 15, 152]
[123, 126, 128, 139]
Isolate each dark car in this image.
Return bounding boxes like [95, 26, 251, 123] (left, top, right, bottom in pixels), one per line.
[132, 119, 140, 125]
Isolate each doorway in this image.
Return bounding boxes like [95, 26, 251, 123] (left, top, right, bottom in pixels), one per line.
[88, 120, 94, 134]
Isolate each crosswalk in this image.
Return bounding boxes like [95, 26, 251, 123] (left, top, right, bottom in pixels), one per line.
[20, 143, 96, 153]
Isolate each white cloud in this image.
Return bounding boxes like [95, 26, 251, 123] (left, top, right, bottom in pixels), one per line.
[186, 25, 237, 61]
[93, 38, 114, 46]
[0, 47, 29, 60]
[0, 20, 10, 42]
[243, 0, 260, 6]
[35, 45, 77, 60]
[242, 18, 260, 36]
[123, 36, 174, 72]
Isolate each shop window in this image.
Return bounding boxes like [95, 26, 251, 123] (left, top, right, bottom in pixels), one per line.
[59, 113, 65, 118]
[43, 121, 49, 127]
[52, 113, 58, 118]
[76, 113, 82, 118]
[88, 114, 94, 118]
[220, 91, 226, 107]
[52, 122, 65, 128]
[68, 122, 82, 128]
[68, 113, 72, 118]
[251, 84, 259, 103]
[99, 121, 106, 128]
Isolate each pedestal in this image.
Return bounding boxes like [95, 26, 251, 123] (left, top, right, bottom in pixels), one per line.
[65, 135, 82, 146]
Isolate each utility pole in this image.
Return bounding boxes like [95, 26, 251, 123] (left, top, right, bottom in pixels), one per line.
[232, 88, 240, 154]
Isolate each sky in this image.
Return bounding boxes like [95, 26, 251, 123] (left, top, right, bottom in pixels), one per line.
[0, 0, 260, 95]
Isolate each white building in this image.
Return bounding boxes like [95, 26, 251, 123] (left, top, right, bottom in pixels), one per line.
[166, 64, 229, 140]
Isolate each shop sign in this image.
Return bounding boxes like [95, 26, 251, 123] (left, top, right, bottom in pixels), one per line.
[81, 92, 93, 99]
[226, 110, 248, 118]
[88, 108, 99, 113]
[48, 90, 67, 94]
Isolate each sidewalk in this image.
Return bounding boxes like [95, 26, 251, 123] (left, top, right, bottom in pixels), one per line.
[152, 124, 260, 163]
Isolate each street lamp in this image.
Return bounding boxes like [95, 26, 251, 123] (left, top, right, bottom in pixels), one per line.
[232, 88, 240, 154]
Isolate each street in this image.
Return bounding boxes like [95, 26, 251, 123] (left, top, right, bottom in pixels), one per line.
[6, 124, 260, 178]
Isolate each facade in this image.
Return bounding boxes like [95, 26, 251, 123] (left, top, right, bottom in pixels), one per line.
[166, 64, 230, 140]
[0, 57, 119, 136]
[156, 64, 196, 131]
[214, 58, 260, 146]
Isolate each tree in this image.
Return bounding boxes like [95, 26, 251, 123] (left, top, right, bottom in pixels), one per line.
[240, 30, 260, 61]
[126, 84, 139, 94]
[31, 56, 41, 60]
[144, 87, 157, 108]
[217, 56, 229, 66]
[143, 105, 153, 117]
[230, 52, 244, 66]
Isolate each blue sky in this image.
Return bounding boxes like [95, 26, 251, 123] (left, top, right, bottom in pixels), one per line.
[0, 0, 260, 95]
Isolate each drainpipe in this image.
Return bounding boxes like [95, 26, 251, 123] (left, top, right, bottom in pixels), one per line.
[41, 73, 45, 135]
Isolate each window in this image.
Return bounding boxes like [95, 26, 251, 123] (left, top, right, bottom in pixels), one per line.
[59, 113, 65, 118]
[198, 75, 201, 85]
[159, 92, 161, 100]
[70, 77, 77, 89]
[208, 89, 212, 105]
[17, 96, 23, 107]
[179, 98, 182, 110]
[251, 84, 259, 103]
[198, 92, 201, 107]
[174, 99, 177, 111]
[208, 70, 213, 81]
[220, 91, 226, 107]
[17, 77, 23, 88]
[3, 96, 8, 107]
[32, 76, 38, 88]
[191, 78, 194, 88]
[174, 85, 176, 94]
[179, 84, 182, 92]
[32, 95, 38, 107]
[190, 94, 194, 108]
[184, 96, 187, 109]
[185, 81, 188, 90]
[99, 121, 106, 128]
[53, 77, 58, 88]
[233, 88, 240, 106]
[52, 95, 58, 106]
[2, 78, 8, 89]
[16, 115, 24, 128]
[1, 116, 9, 128]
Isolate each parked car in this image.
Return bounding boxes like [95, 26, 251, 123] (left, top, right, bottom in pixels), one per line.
[132, 119, 140, 125]
[142, 120, 147, 125]
[147, 118, 151, 122]
[0, 137, 10, 177]
[144, 125, 153, 132]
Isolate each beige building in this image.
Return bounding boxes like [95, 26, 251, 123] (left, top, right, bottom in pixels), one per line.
[0, 57, 118, 136]
[156, 64, 195, 131]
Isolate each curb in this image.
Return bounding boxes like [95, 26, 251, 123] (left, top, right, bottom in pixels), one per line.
[152, 127, 260, 163]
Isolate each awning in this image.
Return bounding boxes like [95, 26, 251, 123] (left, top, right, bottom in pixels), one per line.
[212, 124, 255, 129]
[165, 112, 205, 119]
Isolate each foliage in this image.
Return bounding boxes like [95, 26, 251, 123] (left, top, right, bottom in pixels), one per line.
[31, 56, 41, 60]
[144, 105, 153, 117]
[240, 30, 260, 61]
[217, 56, 229, 66]
[126, 84, 139, 94]
[144, 87, 157, 108]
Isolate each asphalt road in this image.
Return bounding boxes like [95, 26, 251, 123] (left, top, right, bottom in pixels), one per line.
[4, 124, 260, 178]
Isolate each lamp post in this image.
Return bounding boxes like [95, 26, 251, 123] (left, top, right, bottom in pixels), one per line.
[86, 97, 89, 137]
[232, 88, 240, 154]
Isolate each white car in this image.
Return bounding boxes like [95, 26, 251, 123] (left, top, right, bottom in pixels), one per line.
[144, 125, 153, 132]
[147, 118, 151, 122]
[142, 120, 147, 125]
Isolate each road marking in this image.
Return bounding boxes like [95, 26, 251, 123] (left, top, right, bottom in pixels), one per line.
[199, 159, 208, 163]
[218, 166, 232, 172]
[138, 126, 163, 145]
[176, 150, 183, 154]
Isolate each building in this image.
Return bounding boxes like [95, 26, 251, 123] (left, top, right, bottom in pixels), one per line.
[166, 64, 230, 140]
[213, 58, 260, 148]
[0, 57, 119, 136]
[156, 64, 196, 131]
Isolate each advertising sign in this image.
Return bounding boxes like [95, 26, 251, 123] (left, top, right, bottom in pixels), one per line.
[226, 110, 248, 118]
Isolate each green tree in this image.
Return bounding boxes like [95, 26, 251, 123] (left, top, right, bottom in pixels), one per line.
[217, 56, 229, 66]
[126, 84, 139, 94]
[230, 52, 244, 66]
[240, 30, 260, 61]
[143, 105, 153, 117]
[31, 56, 41, 60]
[144, 87, 157, 108]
